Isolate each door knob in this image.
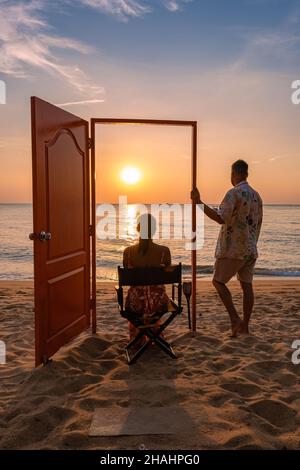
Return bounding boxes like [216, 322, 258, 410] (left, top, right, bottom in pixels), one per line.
[39, 231, 52, 241]
[29, 231, 52, 241]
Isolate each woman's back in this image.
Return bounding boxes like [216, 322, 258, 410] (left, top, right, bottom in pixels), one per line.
[122, 214, 172, 343]
[123, 240, 171, 268]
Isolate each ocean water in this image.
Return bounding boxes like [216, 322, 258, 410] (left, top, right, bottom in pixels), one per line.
[0, 204, 299, 280]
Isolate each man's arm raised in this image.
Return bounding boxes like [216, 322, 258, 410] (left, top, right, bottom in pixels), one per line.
[191, 188, 225, 225]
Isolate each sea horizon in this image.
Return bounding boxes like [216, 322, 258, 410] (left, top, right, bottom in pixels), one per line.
[1, 203, 300, 206]
[1, 203, 299, 281]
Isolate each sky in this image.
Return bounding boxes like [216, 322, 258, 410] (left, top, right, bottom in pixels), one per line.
[0, 0, 300, 203]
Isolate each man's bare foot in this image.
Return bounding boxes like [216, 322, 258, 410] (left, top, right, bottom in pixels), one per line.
[239, 320, 250, 335]
[230, 317, 242, 338]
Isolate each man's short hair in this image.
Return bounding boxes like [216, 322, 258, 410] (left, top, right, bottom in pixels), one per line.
[232, 159, 248, 177]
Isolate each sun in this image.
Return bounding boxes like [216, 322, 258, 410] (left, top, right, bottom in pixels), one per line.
[120, 166, 141, 185]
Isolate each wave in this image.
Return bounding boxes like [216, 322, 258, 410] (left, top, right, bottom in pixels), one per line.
[181, 264, 300, 277]
[254, 267, 300, 277]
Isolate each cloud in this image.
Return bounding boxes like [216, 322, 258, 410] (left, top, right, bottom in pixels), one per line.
[0, 0, 193, 93]
[249, 31, 300, 55]
[229, 25, 300, 72]
[78, 0, 192, 20]
[268, 155, 287, 162]
[0, 0, 104, 97]
[78, 0, 151, 20]
[162, 0, 192, 12]
[163, 1, 180, 12]
[55, 99, 105, 106]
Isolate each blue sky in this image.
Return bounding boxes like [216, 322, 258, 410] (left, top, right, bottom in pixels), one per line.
[1, 0, 300, 202]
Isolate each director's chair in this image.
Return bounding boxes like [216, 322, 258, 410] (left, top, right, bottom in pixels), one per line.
[115, 264, 183, 365]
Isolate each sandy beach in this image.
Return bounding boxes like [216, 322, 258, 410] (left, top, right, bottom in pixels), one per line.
[0, 280, 299, 450]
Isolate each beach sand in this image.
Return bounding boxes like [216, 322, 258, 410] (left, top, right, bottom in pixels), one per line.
[0, 280, 300, 450]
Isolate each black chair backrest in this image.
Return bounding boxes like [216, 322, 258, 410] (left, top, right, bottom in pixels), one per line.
[118, 263, 182, 287]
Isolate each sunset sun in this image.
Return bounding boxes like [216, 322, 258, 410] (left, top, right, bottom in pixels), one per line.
[120, 166, 141, 185]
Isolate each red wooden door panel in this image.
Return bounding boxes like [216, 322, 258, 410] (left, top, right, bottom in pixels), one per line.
[31, 97, 90, 366]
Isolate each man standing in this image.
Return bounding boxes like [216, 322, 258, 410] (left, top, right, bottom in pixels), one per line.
[191, 160, 263, 336]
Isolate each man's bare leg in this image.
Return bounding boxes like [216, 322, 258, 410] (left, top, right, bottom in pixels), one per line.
[212, 279, 242, 336]
[239, 281, 254, 334]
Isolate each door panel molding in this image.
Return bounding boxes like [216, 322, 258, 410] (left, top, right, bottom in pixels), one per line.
[31, 96, 91, 366]
[45, 127, 86, 156]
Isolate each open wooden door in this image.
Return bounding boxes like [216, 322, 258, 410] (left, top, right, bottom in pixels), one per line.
[30, 97, 92, 366]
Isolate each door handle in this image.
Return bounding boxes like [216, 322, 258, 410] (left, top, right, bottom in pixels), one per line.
[29, 231, 52, 241]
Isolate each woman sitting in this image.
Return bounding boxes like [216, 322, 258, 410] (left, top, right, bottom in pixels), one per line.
[123, 213, 172, 344]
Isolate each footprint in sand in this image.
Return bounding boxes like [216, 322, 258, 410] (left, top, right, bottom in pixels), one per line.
[274, 372, 298, 387]
[2, 405, 75, 448]
[247, 399, 297, 429]
[221, 381, 262, 398]
[246, 360, 286, 375]
[223, 432, 254, 449]
[207, 358, 240, 372]
[208, 391, 232, 407]
[79, 397, 113, 411]
[61, 431, 89, 449]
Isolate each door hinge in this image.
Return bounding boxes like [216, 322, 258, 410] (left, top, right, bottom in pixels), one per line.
[88, 137, 94, 150]
[90, 298, 96, 310]
[89, 224, 94, 236]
